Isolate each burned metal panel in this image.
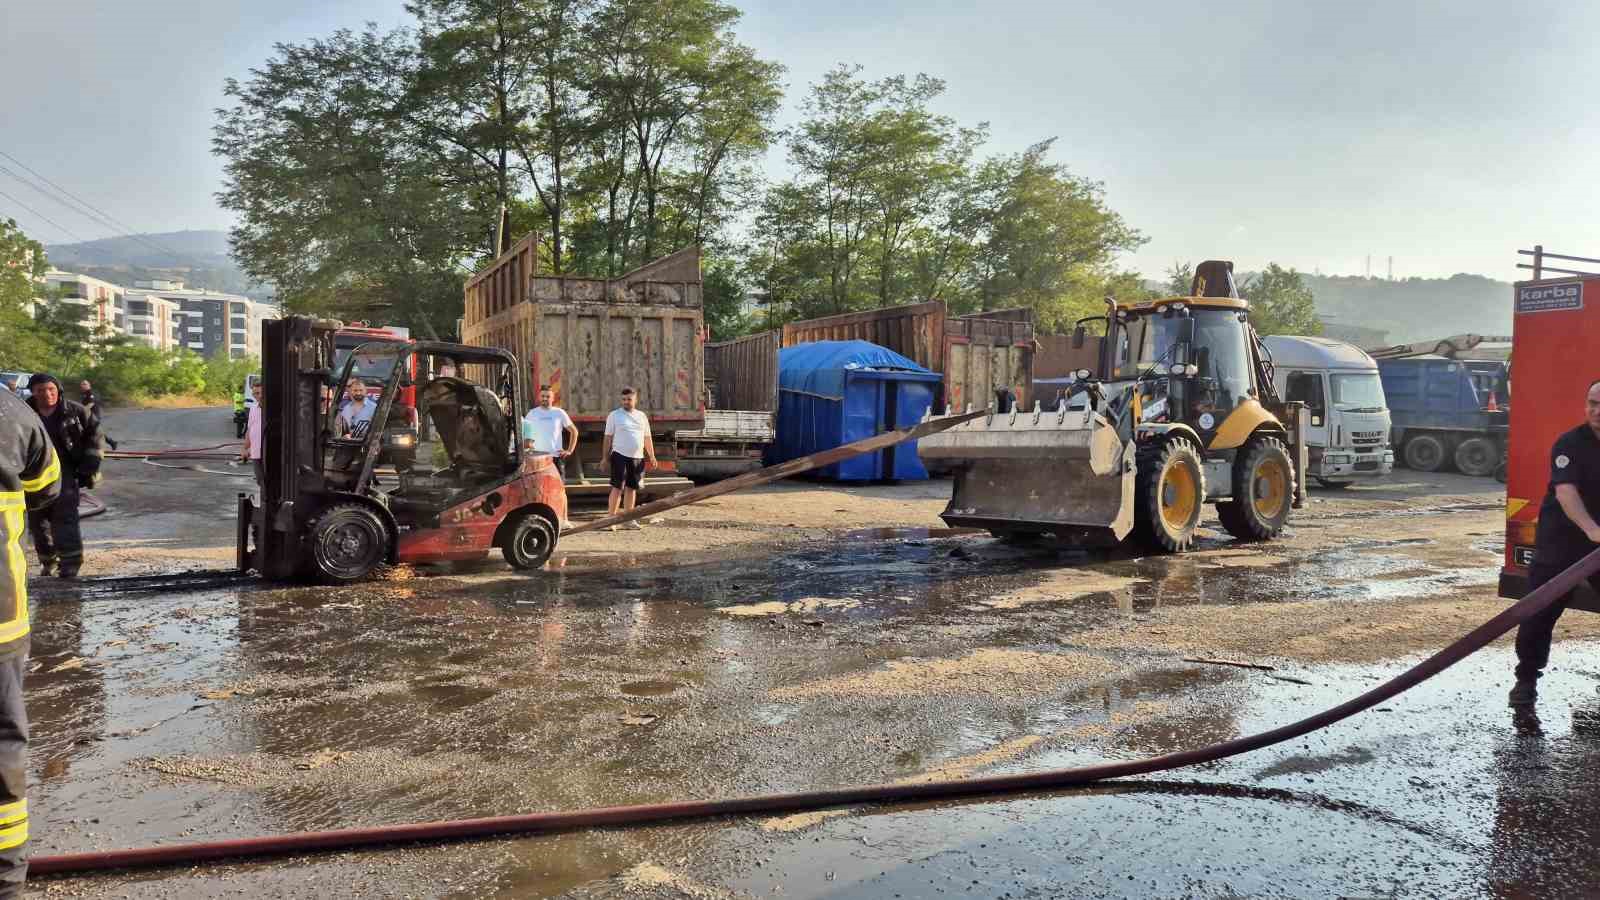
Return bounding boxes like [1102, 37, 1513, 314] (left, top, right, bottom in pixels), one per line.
[781, 301, 947, 374]
[943, 315, 1035, 412]
[705, 330, 780, 412]
[460, 239, 705, 433]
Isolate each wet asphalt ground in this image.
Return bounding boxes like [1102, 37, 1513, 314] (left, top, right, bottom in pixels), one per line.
[25, 407, 1600, 898]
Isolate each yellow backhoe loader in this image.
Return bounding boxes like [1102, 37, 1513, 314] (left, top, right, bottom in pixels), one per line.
[918, 260, 1308, 551]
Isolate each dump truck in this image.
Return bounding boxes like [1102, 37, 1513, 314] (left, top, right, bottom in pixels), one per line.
[678, 330, 780, 481]
[917, 260, 1308, 551]
[460, 234, 701, 500]
[1367, 334, 1511, 475]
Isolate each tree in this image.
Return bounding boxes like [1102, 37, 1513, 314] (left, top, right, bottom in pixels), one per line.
[1243, 263, 1322, 336]
[961, 140, 1144, 330]
[0, 220, 53, 371]
[216, 28, 479, 338]
[1163, 261, 1194, 297]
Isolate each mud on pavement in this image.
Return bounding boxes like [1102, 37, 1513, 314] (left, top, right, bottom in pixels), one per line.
[30, 421, 1600, 898]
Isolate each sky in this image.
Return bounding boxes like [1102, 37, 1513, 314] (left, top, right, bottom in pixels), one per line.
[3, 0, 1598, 282]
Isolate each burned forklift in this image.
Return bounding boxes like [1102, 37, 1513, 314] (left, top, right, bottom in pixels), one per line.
[238, 316, 568, 582]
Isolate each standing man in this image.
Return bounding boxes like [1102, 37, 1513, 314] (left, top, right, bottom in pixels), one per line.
[238, 379, 265, 488]
[524, 386, 577, 530]
[24, 374, 102, 579]
[1510, 379, 1600, 706]
[78, 381, 115, 450]
[601, 386, 656, 531]
[0, 385, 61, 897]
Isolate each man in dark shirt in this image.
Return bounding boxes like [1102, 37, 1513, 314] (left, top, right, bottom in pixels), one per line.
[23, 375, 103, 579]
[1509, 379, 1600, 706]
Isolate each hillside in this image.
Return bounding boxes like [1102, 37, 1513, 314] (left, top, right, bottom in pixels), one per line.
[1305, 273, 1512, 345]
[43, 230, 272, 300]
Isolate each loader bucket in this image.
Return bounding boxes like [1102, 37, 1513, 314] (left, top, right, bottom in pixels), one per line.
[917, 402, 1136, 544]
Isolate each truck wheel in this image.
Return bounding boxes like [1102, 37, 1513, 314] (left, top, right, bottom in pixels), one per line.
[1402, 434, 1447, 472]
[1218, 436, 1294, 542]
[1135, 438, 1206, 553]
[502, 512, 558, 570]
[1454, 437, 1498, 477]
[1494, 460, 1508, 483]
[308, 503, 389, 582]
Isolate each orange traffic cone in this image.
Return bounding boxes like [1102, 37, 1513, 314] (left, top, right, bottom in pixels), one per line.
[1485, 392, 1500, 412]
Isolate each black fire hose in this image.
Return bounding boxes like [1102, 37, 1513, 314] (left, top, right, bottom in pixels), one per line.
[32, 547, 1600, 878]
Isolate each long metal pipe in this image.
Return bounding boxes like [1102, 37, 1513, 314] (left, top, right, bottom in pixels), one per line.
[32, 546, 1597, 878]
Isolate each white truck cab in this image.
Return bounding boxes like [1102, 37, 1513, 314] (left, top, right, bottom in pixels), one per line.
[1262, 335, 1394, 488]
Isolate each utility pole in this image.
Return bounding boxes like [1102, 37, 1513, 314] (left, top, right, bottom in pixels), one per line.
[1365, 255, 1371, 279]
[1387, 256, 1393, 281]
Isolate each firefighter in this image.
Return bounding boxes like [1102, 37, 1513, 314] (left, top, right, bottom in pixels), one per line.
[1510, 378, 1600, 706]
[23, 374, 103, 579]
[0, 384, 63, 896]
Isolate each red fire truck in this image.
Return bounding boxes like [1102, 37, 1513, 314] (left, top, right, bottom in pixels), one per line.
[1499, 247, 1600, 611]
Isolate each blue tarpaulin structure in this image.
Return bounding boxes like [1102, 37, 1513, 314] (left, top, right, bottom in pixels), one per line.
[772, 340, 942, 481]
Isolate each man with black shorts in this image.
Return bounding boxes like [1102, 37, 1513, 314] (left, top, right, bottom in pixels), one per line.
[1509, 378, 1600, 706]
[601, 386, 656, 531]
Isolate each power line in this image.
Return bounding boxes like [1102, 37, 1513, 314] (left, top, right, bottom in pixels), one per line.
[0, 185, 89, 244]
[0, 151, 191, 265]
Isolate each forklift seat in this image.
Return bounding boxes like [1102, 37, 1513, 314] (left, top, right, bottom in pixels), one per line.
[420, 377, 514, 477]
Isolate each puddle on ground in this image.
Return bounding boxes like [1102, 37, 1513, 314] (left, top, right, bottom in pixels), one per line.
[619, 680, 679, 697]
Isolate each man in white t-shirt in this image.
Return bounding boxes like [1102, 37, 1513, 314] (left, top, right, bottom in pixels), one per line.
[522, 385, 577, 457]
[523, 386, 577, 529]
[601, 386, 656, 530]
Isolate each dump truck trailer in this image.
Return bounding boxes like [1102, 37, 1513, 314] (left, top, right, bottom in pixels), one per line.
[918, 261, 1308, 551]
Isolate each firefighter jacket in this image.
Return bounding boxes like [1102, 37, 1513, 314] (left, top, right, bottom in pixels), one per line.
[25, 378, 103, 482]
[0, 389, 61, 652]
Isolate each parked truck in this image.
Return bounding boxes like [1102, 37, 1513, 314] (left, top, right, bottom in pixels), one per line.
[1368, 334, 1510, 476]
[1261, 335, 1393, 488]
[1500, 249, 1599, 612]
[678, 330, 780, 481]
[461, 233, 701, 498]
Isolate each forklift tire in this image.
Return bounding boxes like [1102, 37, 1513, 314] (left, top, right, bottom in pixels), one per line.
[1453, 436, 1498, 477]
[308, 503, 390, 583]
[502, 512, 558, 571]
[1134, 438, 1206, 553]
[1402, 434, 1448, 472]
[1217, 436, 1294, 542]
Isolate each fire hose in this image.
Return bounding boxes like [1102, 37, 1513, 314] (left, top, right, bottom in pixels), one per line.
[31, 546, 1600, 878]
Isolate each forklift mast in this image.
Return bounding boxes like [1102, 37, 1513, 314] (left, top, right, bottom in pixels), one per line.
[241, 317, 340, 579]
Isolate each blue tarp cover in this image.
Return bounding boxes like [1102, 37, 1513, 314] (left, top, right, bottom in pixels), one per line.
[777, 340, 933, 400]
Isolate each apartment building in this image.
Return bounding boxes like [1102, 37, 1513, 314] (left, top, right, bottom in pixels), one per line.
[43, 270, 124, 334]
[42, 272, 278, 358]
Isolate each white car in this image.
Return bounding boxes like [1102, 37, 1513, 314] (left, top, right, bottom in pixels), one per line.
[0, 372, 34, 400]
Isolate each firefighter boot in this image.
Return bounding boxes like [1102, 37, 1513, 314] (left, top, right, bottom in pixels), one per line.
[1508, 676, 1538, 707]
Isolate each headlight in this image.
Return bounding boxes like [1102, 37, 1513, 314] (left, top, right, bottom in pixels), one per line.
[387, 432, 416, 448]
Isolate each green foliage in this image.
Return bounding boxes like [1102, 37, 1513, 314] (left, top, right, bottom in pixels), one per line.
[216, 0, 783, 336]
[1163, 261, 1194, 297]
[1243, 264, 1322, 336]
[0, 220, 259, 402]
[746, 71, 1143, 333]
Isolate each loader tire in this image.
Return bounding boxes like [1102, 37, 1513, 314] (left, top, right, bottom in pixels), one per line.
[502, 511, 558, 571]
[308, 503, 389, 583]
[1217, 436, 1294, 543]
[1134, 438, 1205, 553]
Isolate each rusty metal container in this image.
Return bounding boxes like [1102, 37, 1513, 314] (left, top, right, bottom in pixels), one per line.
[705, 330, 780, 412]
[781, 301, 1034, 411]
[462, 236, 705, 434]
